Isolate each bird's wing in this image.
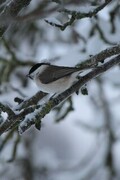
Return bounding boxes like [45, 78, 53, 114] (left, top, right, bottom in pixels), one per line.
[39, 65, 80, 84]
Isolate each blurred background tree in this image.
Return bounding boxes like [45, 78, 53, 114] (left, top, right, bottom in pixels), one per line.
[0, 0, 120, 180]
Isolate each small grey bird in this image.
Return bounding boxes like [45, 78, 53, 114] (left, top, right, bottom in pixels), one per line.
[27, 63, 85, 94]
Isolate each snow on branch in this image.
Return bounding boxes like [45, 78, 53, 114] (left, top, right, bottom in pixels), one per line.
[0, 44, 120, 135]
[18, 54, 120, 134]
[45, 0, 113, 30]
[76, 44, 120, 69]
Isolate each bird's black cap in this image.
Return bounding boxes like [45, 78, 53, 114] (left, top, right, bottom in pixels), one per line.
[28, 63, 50, 75]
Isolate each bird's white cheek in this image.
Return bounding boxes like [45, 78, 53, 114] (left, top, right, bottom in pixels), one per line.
[36, 65, 49, 75]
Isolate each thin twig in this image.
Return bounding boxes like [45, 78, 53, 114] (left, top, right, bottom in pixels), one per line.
[45, 0, 112, 30]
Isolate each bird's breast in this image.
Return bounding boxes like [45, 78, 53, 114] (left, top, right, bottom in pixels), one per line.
[35, 74, 77, 94]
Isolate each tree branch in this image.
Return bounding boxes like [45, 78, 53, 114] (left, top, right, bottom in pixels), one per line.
[0, 0, 31, 37]
[45, 0, 113, 30]
[77, 44, 120, 69]
[0, 102, 15, 117]
[18, 54, 120, 134]
[0, 43, 120, 135]
[0, 53, 119, 135]
[16, 91, 47, 110]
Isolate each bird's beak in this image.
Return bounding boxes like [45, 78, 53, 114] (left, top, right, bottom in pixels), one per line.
[26, 74, 30, 78]
[26, 74, 33, 79]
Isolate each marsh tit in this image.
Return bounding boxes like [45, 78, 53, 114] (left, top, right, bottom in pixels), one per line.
[27, 63, 86, 94]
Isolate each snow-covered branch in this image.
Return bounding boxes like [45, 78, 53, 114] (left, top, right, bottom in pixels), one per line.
[77, 44, 120, 69]
[0, 44, 120, 135]
[19, 54, 120, 134]
[45, 0, 113, 30]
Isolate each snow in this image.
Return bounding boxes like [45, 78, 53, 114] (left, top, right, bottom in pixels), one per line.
[64, 5, 97, 13]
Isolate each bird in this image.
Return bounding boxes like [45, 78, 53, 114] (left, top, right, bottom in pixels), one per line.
[27, 62, 86, 95]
